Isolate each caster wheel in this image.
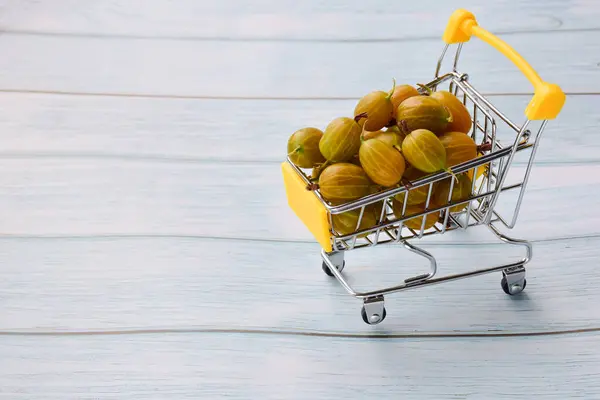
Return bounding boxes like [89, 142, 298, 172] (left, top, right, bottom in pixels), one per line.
[361, 306, 386, 325]
[501, 276, 526, 295]
[322, 261, 344, 277]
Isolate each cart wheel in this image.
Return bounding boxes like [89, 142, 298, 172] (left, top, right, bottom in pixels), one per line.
[322, 261, 345, 277]
[501, 276, 527, 295]
[361, 306, 387, 325]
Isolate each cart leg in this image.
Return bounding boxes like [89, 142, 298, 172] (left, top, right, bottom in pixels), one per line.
[361, 295, 387, 325]
[488, 223, 530, 295]
[321, 250, 345, 277]
[402, 241, 438, 283]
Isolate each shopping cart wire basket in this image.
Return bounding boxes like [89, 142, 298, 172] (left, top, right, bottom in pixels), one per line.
[281, 9, 566, 325]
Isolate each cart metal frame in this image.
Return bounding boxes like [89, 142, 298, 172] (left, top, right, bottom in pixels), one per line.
[281, 9, 565, 325]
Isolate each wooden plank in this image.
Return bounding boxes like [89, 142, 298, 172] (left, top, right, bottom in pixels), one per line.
[0, 235, 597, 333]
[0, 0, 597, 39]
[1, 332, 599, 398]
[0, 158, 594, 243]
[0, 93, 591, 164]
[0, 1, 595, 394]
[0, 30, 593, 97]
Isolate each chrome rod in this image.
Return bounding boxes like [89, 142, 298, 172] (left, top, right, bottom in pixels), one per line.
[322, 247, 527, 299]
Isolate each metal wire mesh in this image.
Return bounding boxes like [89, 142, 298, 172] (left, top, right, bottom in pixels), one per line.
[286, 67, 547, 253]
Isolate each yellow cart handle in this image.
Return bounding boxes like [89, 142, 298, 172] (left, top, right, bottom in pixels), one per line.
[442, 9, 566, 121]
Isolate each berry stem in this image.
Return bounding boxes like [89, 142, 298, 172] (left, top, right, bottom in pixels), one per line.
[306, 182, 320, 191]
[287, 146, 301, 157]
[354, 112, 368, 123]
[477, 142, 493, 153]
[386, 78, 397, 100]
[310, 160, 330, 180]
[444, 166, 459, 184]
[417, 83, 433, 95]
[401, 178, 414, 189]
[359, 121, 368, 142]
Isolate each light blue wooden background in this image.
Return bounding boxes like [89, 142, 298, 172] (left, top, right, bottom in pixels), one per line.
[1, 0, 599, 398]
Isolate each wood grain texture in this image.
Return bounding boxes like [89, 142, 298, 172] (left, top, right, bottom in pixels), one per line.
[0, 0, 598, 39]
[0, 93, 596, 164]
[0, 30, 591, 97]
[1, 333, 599, 399]
[0, 236, 597, 333]
[0, 0, 598, 396]
[0, 158, 594, 243]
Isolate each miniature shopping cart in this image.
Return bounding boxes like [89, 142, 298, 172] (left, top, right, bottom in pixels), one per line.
[281, 9, 565, 325]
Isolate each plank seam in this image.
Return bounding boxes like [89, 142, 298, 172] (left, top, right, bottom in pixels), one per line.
[0, 88, 594, 101]
[0, 152, 593, 167]
[0, 26, 597, 43]
[1, 326, 599, 339]
[0, 232, 596, 246]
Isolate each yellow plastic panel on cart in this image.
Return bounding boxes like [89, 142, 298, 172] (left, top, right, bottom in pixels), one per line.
[442, 9, 566, 121]
[281, 162, 332, 252]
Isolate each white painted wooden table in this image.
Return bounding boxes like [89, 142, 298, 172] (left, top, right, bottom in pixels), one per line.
[1, 1, 599, 398]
